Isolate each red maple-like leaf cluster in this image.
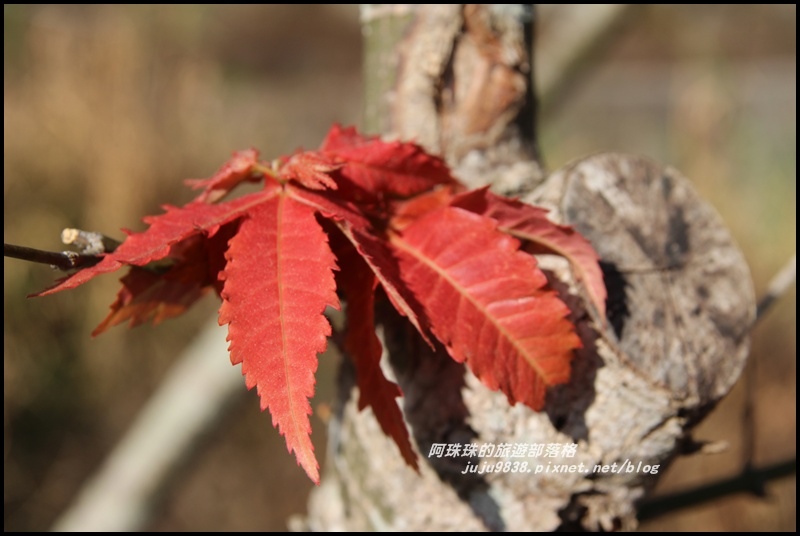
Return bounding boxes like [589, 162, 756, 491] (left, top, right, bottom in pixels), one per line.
[35, 125, 606, 484]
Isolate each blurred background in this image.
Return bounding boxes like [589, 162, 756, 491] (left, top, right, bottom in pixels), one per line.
[4, 4, 795, 531]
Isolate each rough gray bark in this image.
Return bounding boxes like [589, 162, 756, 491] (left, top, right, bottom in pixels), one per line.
[303, 5, 755, 531]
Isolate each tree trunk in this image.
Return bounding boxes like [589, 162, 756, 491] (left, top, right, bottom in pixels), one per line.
[303, 5, 755, 531]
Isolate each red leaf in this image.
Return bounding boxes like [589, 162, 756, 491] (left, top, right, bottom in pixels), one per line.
[452, 188, 607, 322]
[329, 229, 418, 470]
[186, 149, 263, 203]
[320, 124, 458, 199]
[319, 123, 369, 152]
[206, 221, 241, 296]
[92, 265, 208, 336]
[92, 222, 239, 335]
[389, 206, 581, 410]
[388, 187, 456, 231]
[218, 194, 340, 484]
[93, 237, 206, 335]
[279, 151, 340, 191]
[289, 184, 432, 343]
[30, 126, 598, 484]
[34, 185, 280, 297]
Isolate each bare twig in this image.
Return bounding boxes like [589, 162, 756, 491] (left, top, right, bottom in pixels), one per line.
[755, 254, 796, 321]
[637, 459, 796, 521]
[4, 229, 121, 271]
[639, 253, 797, 524]
[61, 228, 121, 255]
[4, 242, 101, 271]
[742, 253, 796, 483]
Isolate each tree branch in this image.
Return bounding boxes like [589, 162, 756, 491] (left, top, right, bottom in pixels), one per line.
[4, 242, 101, 271]
[755, 254, 796, 321]
[4, 229, 120, 271]
[637, 458, 796, 522]
[60, 228, 122, 255]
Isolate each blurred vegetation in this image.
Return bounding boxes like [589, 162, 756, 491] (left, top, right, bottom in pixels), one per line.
[4, 5, 795, 531]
